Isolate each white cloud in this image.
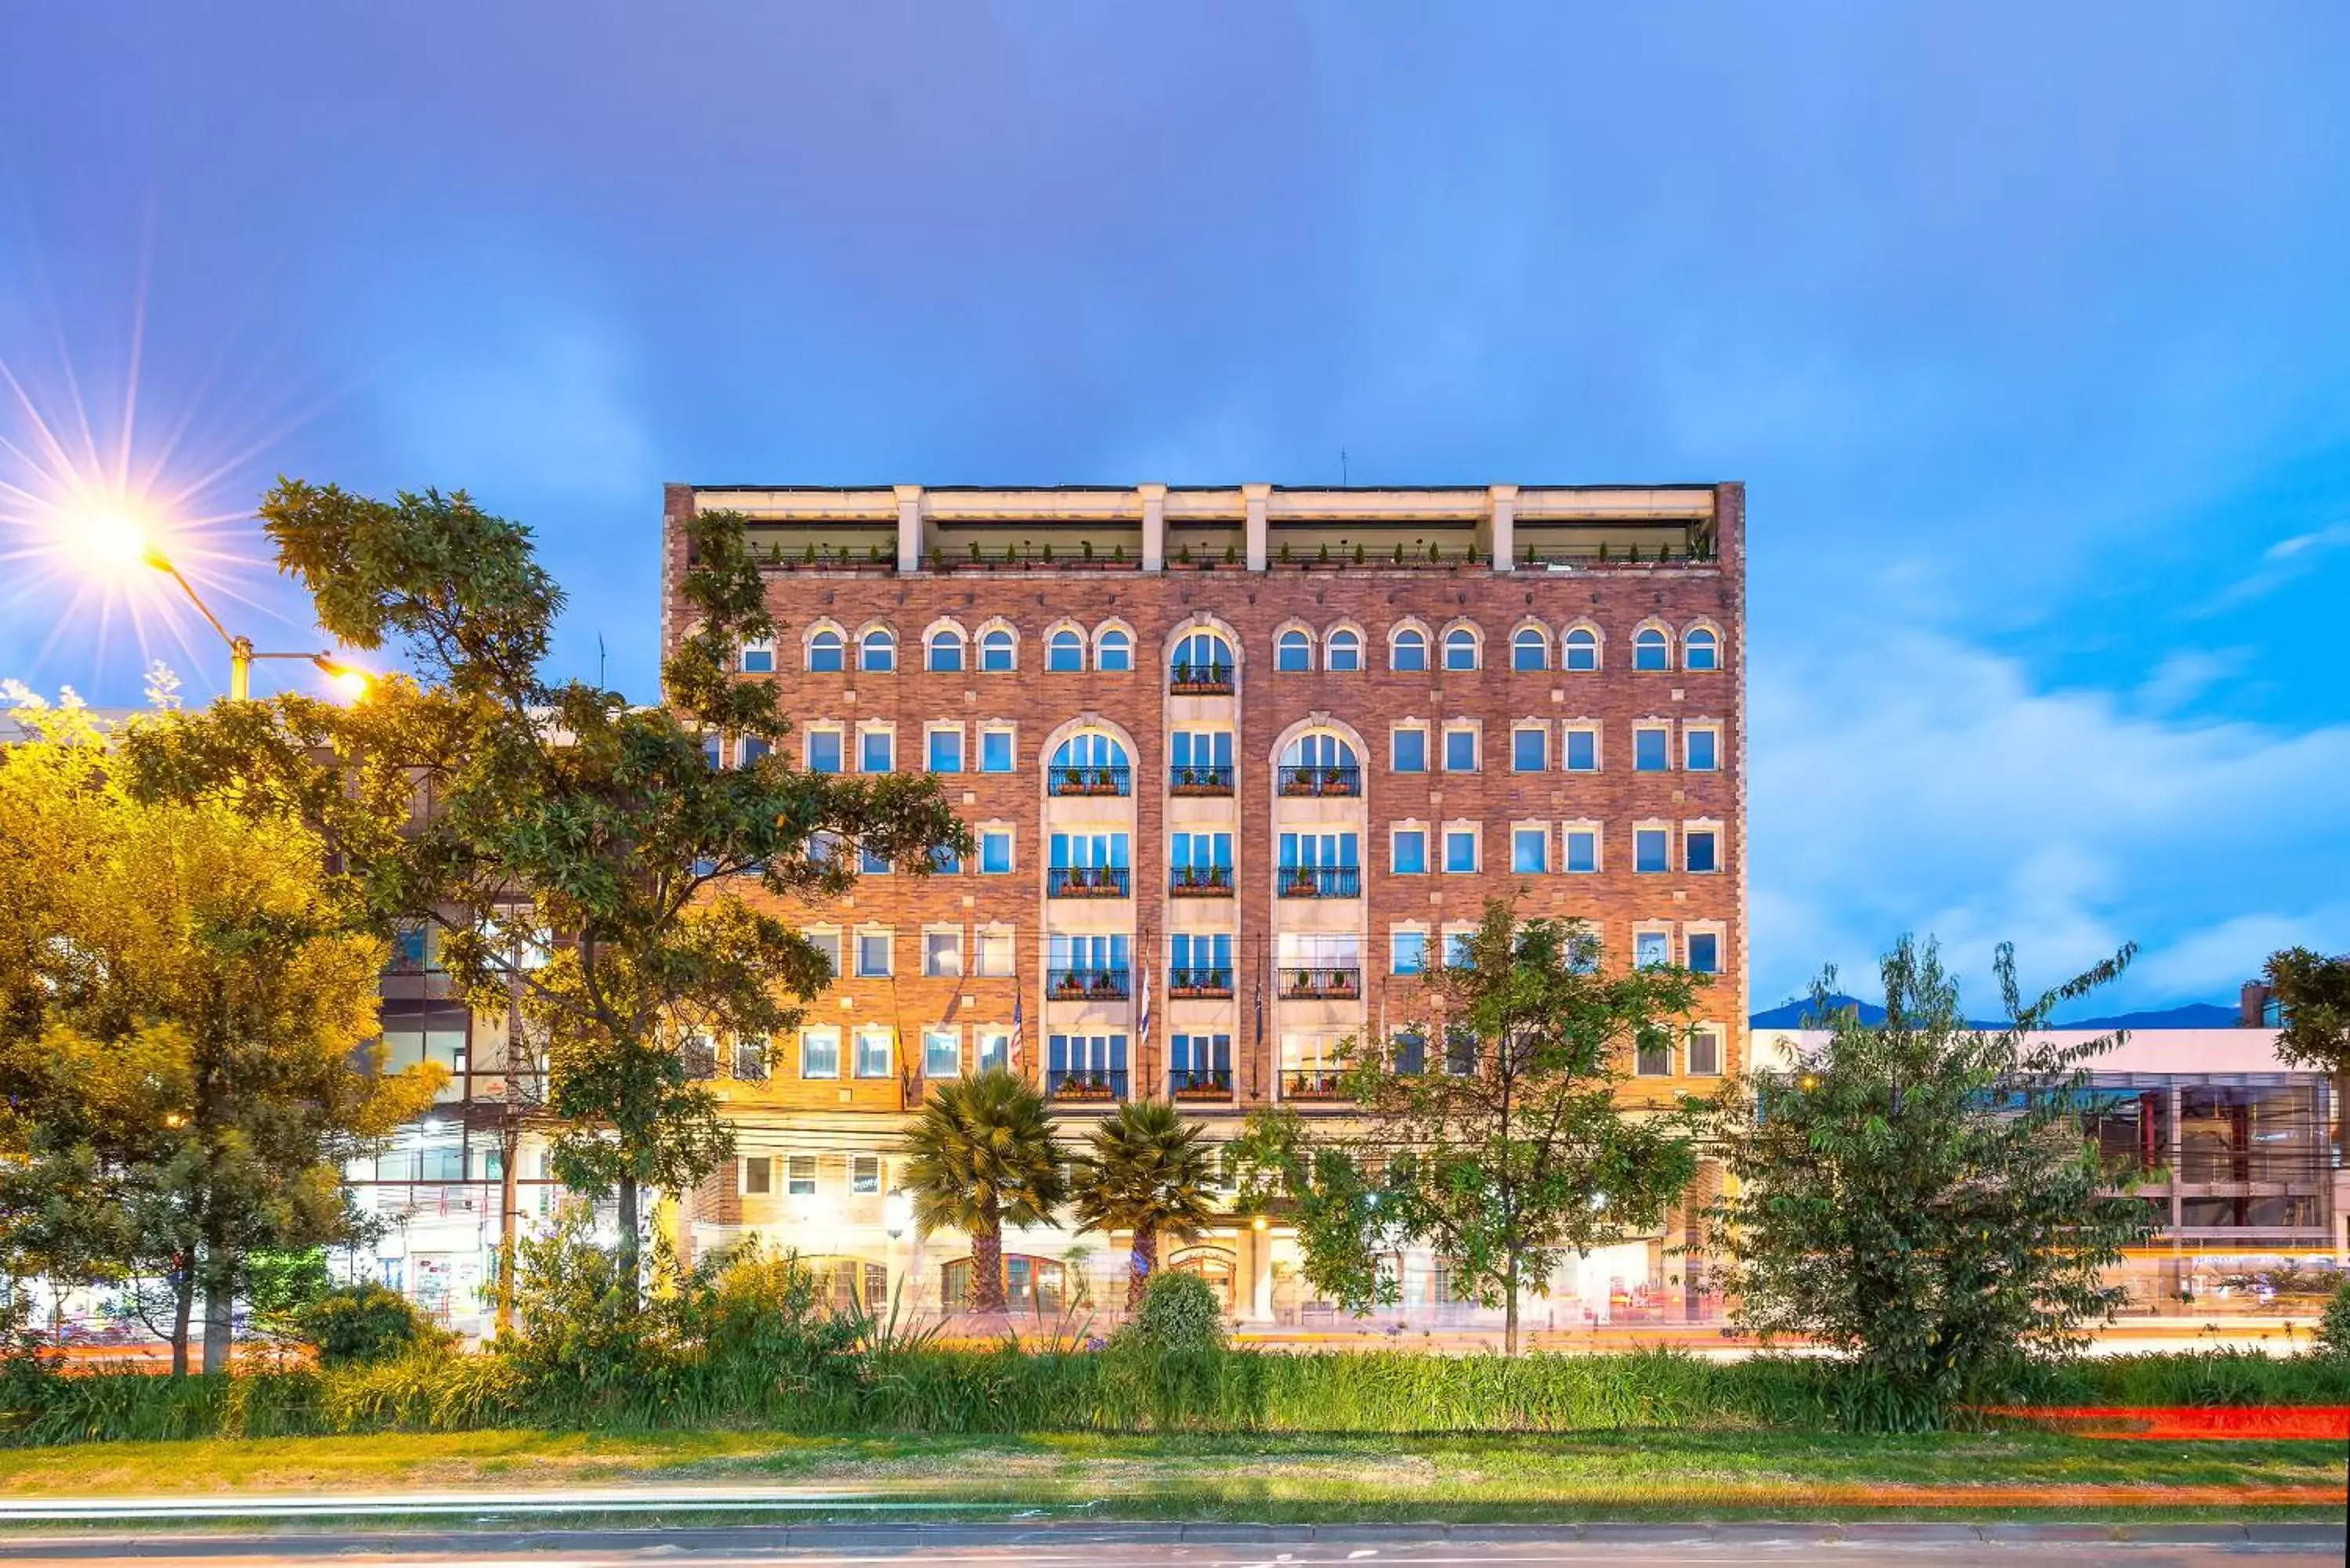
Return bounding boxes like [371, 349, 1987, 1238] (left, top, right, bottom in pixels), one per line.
[2194, 518, 2350, 614]
[1751, 621, 2350, 1012]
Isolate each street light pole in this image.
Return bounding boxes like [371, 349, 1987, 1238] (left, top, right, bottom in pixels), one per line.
[142, 545, 362, 700]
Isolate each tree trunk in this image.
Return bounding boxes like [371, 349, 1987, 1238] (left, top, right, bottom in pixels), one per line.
[969, 1212, 1006, 1313]
[168, 1260, 195, 1378]
[1502, 1250, 1520, 1357]
[497, 1119, 521, 1335]
[201, 1263, 234, 1375]
[1126, 1225, 1160, 1312]
[616, 1172, 642, 1302]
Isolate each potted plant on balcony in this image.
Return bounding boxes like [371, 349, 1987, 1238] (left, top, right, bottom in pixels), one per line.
[1283, 867, 1318, 898]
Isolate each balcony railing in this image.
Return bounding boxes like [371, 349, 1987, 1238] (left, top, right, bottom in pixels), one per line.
[1278, 865, 1361, 899]
[1170, 660, 1235, 695]
[1047, 865, 1130, 898]
[1281, 966, 1362, 1000]
[1282, 1069, 1349, 1101]
[1047, 764, 1130, 797]
[1170, 865, 1235, 897]
[1170, 1067, 1235, 1100]
[1048, 1068, 1128, 1102]
[1047, 966, 1131, 1002]
[1169, 763, 1235, 796]
[1277, 764, 1361, 797]
[1168, 965, 1235, 998]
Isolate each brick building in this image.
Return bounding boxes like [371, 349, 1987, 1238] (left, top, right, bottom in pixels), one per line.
[660, 481, 1748, 1327]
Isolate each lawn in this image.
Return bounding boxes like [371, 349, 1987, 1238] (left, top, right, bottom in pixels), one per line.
[1, 1429, 2341, 1521]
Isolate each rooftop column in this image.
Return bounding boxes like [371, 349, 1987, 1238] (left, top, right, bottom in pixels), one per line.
[1140, 483, 1166, 573]
[1244, 483, 1270, 572]
[895, 485, 924, 572]
[1489, 484, 1517, 572]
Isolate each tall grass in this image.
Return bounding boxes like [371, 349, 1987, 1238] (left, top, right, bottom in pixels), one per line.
[10, 1344, 2345, 1449]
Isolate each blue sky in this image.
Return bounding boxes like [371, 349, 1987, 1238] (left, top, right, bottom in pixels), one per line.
[4, 3, 2347, 1016]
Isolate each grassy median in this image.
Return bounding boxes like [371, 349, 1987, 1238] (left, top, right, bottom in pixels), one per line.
[1, 1429, 2341, 1521]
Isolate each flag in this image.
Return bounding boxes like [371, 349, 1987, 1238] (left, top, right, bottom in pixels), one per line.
[1009, 988, 1025, 1075]
[1135, 934, 1152, 1058]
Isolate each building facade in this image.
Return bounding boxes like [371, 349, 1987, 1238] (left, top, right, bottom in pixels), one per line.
[657, 481, 1749, 1326]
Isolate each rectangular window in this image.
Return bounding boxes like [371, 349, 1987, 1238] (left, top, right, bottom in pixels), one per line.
[856, 931, 893, 977]
[1511, 726, 1546, 773]
[1511, 827, 1547, 874]
[859, 844, 891, 875]
[1687, 829, 1719, 874]
[855, 1027, 892, 1078]
[743, 1156, 772, 1195]
[1171, 831, 1235, 870]
[1635, 828, 1668, 873]
[1635, 930, 1670, 969]
[924, 1027, 960, 1078]
[931, 843, 961, 875]
[807, 930, 842, 978]
[702, 733, 725, 770]
[732, 1036, 768, 1080]
[1444, 828, 1478, 873]
[808, 729, 842, 774]
[976, 1028, 1010, 1073]
[1688, 931, 1721, 974]
[1391, 929, 1427, 975]
[979, 828, 1014, 875]
[1636, 1039, 1672, 1077]
[800, 1027, 841, 1079]
[1444, 929, 1475, 967]
[923, 930, 963, 977]
[1442, 727, 1478, 772]
[1686, 728, 1719, 772]
[1392, 827, 1428, 875]
[1390, 726, 1427, 773]
[1688, 1026, 1723, 1078]
[979, 727, 1014, 773]
[927, 727, 964, 772]
[786, 1155, 819, 1196]
[1564, 828, 1597, 874]
[1564, 728, 1598, 772]
[851, 1155, 882, 1195]
[861, 728, 895, 773]
[738, 736, 772, 767]
[976, 927, 1014, 977]
[1633, 726, 1668, 772]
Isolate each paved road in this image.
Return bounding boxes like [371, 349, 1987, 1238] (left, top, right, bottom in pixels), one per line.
[0, 1524, 2341, 1566]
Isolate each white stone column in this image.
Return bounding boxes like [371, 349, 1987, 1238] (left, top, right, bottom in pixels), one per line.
[895, 485, 924, 573]
[1139, 483, 1166, 573]
[1243, 483, 1270, 573]
[1489, 483, 1518, 571]
[1247, 1225, 1275, 1322]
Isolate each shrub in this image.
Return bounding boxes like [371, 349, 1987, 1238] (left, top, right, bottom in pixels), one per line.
[295, 1283, 446, 1369]
[1123, 1270, 1225, 1353]
[2316, 1281, 2350, 1360]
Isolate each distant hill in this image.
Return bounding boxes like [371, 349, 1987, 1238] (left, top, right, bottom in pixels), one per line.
[1748, 994, 2236, 1031]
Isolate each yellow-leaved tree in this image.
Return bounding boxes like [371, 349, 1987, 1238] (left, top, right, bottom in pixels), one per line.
[0, 694, 441, 1375]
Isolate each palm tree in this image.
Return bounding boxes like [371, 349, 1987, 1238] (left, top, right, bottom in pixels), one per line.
[1072, 1099, 1218, 1310]
[900, 1068, 1067, 1313]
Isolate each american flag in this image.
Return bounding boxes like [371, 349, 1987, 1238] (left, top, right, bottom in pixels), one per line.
[1135, 935, 1152, 1058]
[1009, 988, 1025, 1074]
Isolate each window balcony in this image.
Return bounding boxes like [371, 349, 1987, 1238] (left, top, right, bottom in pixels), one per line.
[1048, 1068, 1128, 1103]
[1170, 865, 1235, 897]
[1047, 764, 1130, 797]
[1168, 966, 1235, 999]
[1047, 865, 1130, 898]
[1169, 1067, 1234, 1100]
[1280, 965, 1362, 1001]
[1170, 660, 1235, 696]
[1276, 764, 1361, 798]
[1282, 1069, 1349, 1101]
[1169, 763, 1235, 796]
[1278, 865, 1361, 899]
[1047, 966, 1131, 1003]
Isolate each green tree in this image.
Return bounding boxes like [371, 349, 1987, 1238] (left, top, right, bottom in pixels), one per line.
[0, 699, 437, 1375]
[1708, 937, 2156, 1423]
[1227, 902, 1704, 1354]
[2261, 947, 2350, 1165]
[900, 1070, 1067, 1313]
[1071, 1099, 1217, 1310]
[121, 483, 968, 1302]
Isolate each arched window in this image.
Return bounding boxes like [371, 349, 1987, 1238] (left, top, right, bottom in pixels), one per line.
[1390, 627, 1429, 672]
[1050, 732, 1130, 797]
[1684, 627, 1719, 671]
[1563, 627, 1599, 672]
[1171, 630, 1234, 691]
[1097, 627, 1133, 672]
[740, 637, 776, 675]
[808, 628, 844, 674]
[927, 628, 966, 673]
[1047, 629, 1085, 673]
[1443, 627, 1480, 671]
[980, 627, 1016, 673]
[1279, 732, 1361, 797]
[1052, 732, 1130, 771]
[1511, 627, 1548, 672]
[1325, 628, 1362, 672]
[1633, 627, 1670, 671]
[1275, 628, 1313, 672]
[859, 627, 895, 673]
